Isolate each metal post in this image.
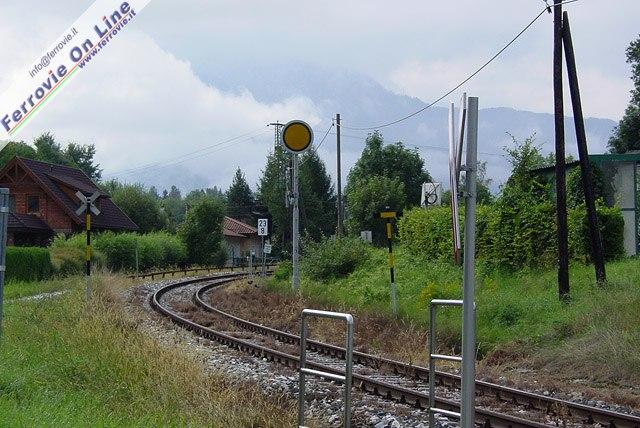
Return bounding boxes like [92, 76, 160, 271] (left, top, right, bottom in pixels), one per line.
[0, 189, 9, 338]
[85, 206, 91, 300]
[292, 153, 300, 291]
[135, 243, 139, 278]
[297, 315, 307, 427]
[344, 318, 353, 428]
[554, 0, 570, 300]
[260, 236, 264, 277]
[298, 309, 353, 427]
[461, 96, 478, 428]
[562, 12, 606, 284]
[336, 113, 343, 237]
[428, 303, 437, 428]
[386, 218, 397, 316]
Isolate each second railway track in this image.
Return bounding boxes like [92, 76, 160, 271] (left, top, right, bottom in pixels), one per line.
[149, 273, 640, 428]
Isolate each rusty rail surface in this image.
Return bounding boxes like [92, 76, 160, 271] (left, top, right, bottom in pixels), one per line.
[151, 275, 640, 428]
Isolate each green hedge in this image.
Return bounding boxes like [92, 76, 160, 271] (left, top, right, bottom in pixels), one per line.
[399, 202, 625, 270]
[50, 234, 106, 276]
[6, 246, 53, 281]
[95, 231, 187, 271]
[51, 231, 187, 273]
[302, 236, 372, 281]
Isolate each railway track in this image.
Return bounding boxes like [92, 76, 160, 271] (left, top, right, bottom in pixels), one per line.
[149, 274, 640, 428]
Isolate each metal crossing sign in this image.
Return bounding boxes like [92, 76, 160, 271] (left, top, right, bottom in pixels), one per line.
[75, 191, 101, 216]
[257, 218, 268, 236]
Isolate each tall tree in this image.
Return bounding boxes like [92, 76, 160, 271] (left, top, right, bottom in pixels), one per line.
[608, 35, 640, 153]
[258, 146, 290, 252]
[65, 142, 102, 180]
[226, 168, 255, 224]
[347, 131, 431, 207]
[345, 175, 406, 245]
[257, 145, 336, 253]
[178, 197, 227, 266]
[109, 183, 168, 233]
[162, 185, 186, 232]
[33, 132, 68, 165]
[0, 133, 102, 179]
[0, 142, 37, 169]
[299, 150, 336, 240]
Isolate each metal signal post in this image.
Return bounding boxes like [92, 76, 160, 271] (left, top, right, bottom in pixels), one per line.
[430, 96, 478, 428]
[0, 189, 9, 338]
[380, 210, 398, 316]
[461, 96, 479, 428]
[76, 191, 100, 300]
[280, 120, 314, 291]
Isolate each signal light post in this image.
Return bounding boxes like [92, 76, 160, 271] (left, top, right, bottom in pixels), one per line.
[380, 210, 398, 316]
[76, 191, 100, 300]
[280, 120, 314, 291]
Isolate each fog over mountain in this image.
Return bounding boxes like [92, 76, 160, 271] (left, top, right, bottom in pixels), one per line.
[181, 62, 616, 193]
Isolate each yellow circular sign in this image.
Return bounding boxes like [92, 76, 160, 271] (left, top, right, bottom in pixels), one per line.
[281, 120, 313, 153]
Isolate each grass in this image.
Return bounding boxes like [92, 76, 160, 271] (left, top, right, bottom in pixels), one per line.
[2, 277, 72, 300]
[0, 274, 296, 427]
[269, 246, 640, 384]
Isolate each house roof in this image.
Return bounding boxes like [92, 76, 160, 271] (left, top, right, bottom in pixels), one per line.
[0, 157, 138, 231]
[223, 216, 257, 238]
[8, 213, 53, 233]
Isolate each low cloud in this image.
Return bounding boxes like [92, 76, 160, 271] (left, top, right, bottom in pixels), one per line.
[10, 30, 320, 191]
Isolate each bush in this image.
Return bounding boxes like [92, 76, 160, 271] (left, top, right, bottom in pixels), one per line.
[6, 246, 53, 281]
[95, 231, 187, 271]
[568, 203, 625, 262]
[273, 261, 292, 281]
[302, 236, 372, 281]
[399, 201, 625, 270]
[49, 234, 106, 275]
[397, 206, 453, 260]
[178, 198, 226, 266]
[51, 231, 187, 273]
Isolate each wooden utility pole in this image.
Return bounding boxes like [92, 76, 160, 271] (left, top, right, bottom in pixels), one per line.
[553, 0, 570, 300]
[562, 12, 606, 284]
[336, 113, 343, 237]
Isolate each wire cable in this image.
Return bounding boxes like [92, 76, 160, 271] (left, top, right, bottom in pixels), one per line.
[299, 122, 335, 166]
[104, 127, 268, 178]
[340, 0, 579, 131]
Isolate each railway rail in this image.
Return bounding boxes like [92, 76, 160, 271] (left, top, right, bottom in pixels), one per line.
[149, 273, 640, 428]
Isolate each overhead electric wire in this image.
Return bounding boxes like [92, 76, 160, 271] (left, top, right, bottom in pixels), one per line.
[299, 122, 335, 166]
[118, 131, 269, 181]
[105, 128, 268, 178]
[340, 0, 579, 131]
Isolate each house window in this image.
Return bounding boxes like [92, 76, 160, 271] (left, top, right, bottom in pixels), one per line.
[27, 196, 39, 214]
[8, 196, 15, 213]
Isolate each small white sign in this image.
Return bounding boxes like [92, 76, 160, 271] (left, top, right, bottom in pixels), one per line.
[421, 182, 443, 207]
[263, 244, 272, 254]
[360, 230, 372, 243]
[257, 218, 268, 236]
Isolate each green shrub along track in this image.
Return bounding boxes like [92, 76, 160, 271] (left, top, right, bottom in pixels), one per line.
[150, 274, 640, 427]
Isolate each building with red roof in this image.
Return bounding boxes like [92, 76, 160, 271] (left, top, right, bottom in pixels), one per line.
[0, 156, 138, 245]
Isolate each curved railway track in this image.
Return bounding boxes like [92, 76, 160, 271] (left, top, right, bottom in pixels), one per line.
[149, 274, 640, 428]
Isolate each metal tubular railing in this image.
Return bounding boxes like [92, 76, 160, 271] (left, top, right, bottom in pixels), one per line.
[298, 309, 354, 428]
[428, 299, 467, 427]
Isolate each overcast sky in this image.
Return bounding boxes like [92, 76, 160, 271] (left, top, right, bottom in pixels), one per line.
[1, 0, 638, 191]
